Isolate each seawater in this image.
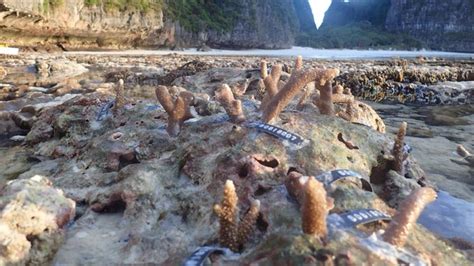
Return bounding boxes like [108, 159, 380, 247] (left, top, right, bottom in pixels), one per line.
[419, 191, 474, 242]
[65, 46, 474, 59]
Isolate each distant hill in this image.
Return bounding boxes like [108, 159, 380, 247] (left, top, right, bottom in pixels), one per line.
[0, 0, 471, 52]
[302, 0, 474, 52]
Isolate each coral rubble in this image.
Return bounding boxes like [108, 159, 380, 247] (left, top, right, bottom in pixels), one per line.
[0, 176, 75, 265]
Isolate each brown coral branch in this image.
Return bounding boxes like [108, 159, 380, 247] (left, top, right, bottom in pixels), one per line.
[213, 180, 239, 251]
[296, 81, 316, 110]
[316, 80, 335, 116]
[295, 55, 303, 71]
[332, 84, 355, 104]
[382, 187, 437, 247]
[214, 180, 261, 252]
[155, 86, 193, 136]
[215, 84, 246, 123]
[260, 64, 283, 111]
[392, 122, 408, 175]
[114, 79, 125, 113]
[333, 85, 344, 94]
[155, 85, 175, 114]
[237, 199, 260, 247]
[260, 60, 268, 79]
[285, 171, 309, 205]
[178, 90, 196, 120]
[263, 68, 339, 123]
[302, 177, 330, 239]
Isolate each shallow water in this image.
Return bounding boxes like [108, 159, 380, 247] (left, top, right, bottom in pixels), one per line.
[65, 46, 474, 59]
[419, 191, 474, 242]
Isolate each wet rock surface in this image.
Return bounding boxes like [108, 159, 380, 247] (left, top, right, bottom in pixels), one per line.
[0, 54, 473, 264]
[0, 176, 75, 265]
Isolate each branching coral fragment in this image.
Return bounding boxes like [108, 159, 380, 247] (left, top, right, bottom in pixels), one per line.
[260, 60, 268, 79]
[296, 81, 316, 110]
[215, 84, 246, 123]
[295, 55, 303, 71]
[237, 199, 261, 247]
[214, 180, 260, 252]
[302, 177, 331, 239]
[214, 180, 239, 251]
[332, 85, 355, 104]
[392, 122, 408, 175]
[316, 81, 336, 116]
[114, 79, 125, 113]
[262, 61, 339, 123]
[382, 187, 437, 247]
[155, 85, 194, 136]
[260, 64, 283, 111]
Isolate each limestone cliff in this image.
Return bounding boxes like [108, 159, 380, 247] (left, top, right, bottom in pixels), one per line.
[385, 0, 474, 52]
[321, 0, 390, 28]
[293, 0, 316, 32]
[0, 0, 309, 50]
[170, 0, 299, 49]
[320, 0, 474, 52]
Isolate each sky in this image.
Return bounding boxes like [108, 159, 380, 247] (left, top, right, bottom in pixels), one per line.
[308, 0, 333, 28]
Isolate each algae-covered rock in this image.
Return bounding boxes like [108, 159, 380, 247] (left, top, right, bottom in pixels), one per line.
[0, 176, 75, 265]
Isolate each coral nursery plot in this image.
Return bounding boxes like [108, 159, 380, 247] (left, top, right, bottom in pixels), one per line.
[0, 54, 473, 265]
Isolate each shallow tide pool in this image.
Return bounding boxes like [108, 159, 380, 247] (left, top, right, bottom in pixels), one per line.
[419, 191, 474, 242]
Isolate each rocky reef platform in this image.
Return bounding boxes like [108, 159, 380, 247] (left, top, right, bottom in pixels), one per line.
[0, 53, 473, 264]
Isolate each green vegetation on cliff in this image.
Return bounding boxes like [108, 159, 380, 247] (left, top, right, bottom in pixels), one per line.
[297, 0, 423, 50]
[42, 0, 65, 12]
[297, 22, 423, 50]
[165, 0, 246, 32]
[322, 0, 391, 28]
[83, 0, 163, 12]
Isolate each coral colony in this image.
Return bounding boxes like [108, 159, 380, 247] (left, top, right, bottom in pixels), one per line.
[137, 56, 437, 262]
[156, 57, 435, 259]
